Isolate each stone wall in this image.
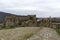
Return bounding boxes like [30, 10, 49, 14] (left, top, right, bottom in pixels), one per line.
[4, 15, 37, 27]
[2, 15, 60, 29]
[5, 16, 20, 27]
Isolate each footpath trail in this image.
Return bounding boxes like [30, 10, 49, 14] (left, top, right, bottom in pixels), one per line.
[28, 27, 60, 40]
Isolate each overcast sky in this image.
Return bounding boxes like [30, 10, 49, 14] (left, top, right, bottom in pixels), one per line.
[0, 0, 60, 17]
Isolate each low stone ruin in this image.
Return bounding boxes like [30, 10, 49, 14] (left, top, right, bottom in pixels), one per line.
[4, 15, 37, 27]
[0, 15, 60, 29]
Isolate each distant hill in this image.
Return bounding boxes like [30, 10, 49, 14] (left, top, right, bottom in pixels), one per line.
[0, 11, 16, 23]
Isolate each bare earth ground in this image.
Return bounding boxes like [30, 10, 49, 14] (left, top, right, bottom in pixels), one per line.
[28, 27, 60, 40]
[0, 27, 60, 40]
[0, 27, 40, 40]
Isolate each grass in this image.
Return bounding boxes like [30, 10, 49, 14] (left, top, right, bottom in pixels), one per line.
[56, 29, 60, 35]
[0, 27, 40, 40]
[23, 33, 34, 40]
[0, 26, 15, 30]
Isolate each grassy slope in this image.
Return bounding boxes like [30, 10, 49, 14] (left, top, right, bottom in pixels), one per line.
[0, 27, 40, 40]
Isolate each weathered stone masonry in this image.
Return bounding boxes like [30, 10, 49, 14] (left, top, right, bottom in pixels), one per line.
[4, 15, 37, 27]
[2, 15, 60, 29]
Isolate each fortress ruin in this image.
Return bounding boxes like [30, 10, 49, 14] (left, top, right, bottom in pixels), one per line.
[4, 15, 37, 27]
[0, 15, 59, 29]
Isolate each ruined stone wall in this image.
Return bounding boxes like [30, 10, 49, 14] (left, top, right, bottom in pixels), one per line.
[18, 15, 37, 27]
[4, 15, 37, 27]
[5, 16, 20, 27]
[4, 15, 60, 29]
[28, 15, 37, 26]
[37, 18, 52, 27]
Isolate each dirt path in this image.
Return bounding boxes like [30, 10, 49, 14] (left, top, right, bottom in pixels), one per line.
[28, 27, 60, 40]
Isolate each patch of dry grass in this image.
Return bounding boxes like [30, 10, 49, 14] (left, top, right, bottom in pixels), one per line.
[0, 27, 40, 40]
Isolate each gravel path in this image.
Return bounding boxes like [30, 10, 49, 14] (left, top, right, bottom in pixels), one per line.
[28, 27, 60, 40]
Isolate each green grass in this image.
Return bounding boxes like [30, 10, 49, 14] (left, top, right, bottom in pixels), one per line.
[56, 29, 60, 35]
[23, 33, 34, 40]
[0, 26, 16, 30]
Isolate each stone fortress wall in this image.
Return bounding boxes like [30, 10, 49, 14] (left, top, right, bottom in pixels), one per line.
[1, 15, 60, 29]
[4, 15, 37, 27]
